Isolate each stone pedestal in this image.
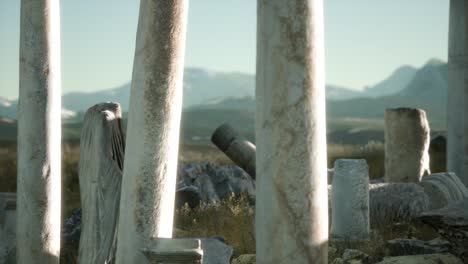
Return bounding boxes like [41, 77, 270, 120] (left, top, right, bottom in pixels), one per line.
[448, 0, 468, 187]
[256, 0, 328, 263]
[384, 108, 430, 182]
[17, 0, 62, 262]
[116, 1, 189, 263]
[331, 159, 370, 240]
[78, 103, 125, 263]
[211, 123, 256, 178]
[142, 238, 202, 264]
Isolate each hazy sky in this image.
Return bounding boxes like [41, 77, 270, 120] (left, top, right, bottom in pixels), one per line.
[0, 0, 448, 99]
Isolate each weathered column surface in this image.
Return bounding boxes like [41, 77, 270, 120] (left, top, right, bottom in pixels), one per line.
[448, 0, 468, 187]
[384, 108, 430, 182]
[211, 123, 256, 178]
[116, 1, 189, 263]
[17, 0, 61, 262]
[78, 103, 125, 263]
[256, 0, 328, 263]
[331, 159, 370, 240]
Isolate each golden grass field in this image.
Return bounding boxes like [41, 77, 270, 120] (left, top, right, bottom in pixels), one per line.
[0, 141, 446, 262]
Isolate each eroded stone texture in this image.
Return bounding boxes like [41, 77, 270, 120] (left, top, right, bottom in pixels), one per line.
[448, 0, 468, 187]
[115, 1, 189, 263]
[256, 0, 328, 263]
[211, 123, 256, 178]
[78, 103, 125, 263]
[420, 172, 468, 209]
[384, 108, 430, 183]
[331, 159, 370, 240]
[17, 0, 62, 262]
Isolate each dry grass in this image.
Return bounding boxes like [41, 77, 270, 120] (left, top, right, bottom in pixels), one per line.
[0, 141, 447, 261]
[174, 194, 255, 258]
[328, 141, 385, 179]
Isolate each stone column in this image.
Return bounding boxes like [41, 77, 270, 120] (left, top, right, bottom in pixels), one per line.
[256, 0, 328, 263]
[17, 0, 62, 262]
[331, 159, 370, 240]
[211, 123, 256, 178]
[448, 0, 468, 187]
[115, 1, 188, 263]
[78, 103, 125, 263]
[384, 108, 431, 183]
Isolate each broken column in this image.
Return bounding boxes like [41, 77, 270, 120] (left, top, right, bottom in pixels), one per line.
[115, 1, 189, 263]
[331, 159, 370, 240]
[256, 0, 328, 263]
[420, 172, 468, 209]
[17, 0, 62, 263]
[448, 0, 468, 187]
[211, 123, 256, 178]
[78, 103, 125, 263]
[384, 108, 431, 182]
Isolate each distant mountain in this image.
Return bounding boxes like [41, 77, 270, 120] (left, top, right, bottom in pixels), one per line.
[189, 59, 448, 126]
[362, 65, 418, 97]
[1, 59, 447, 126]
[0, 98, 16, 119]
[183, 69, 254, 107]
[60, 67, 358, 112]
[326, 85, 361, 100]
[0, 96, 12, 107]
[0, 59, 449, 144]
[398, 59, 447, 100]
[0, 97, 77, 120]
[329, 59, 447, 123]
[63, 83, 130, 113]
[62, 68, 255, 112]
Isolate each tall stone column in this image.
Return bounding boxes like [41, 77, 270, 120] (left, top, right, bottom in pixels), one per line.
[256, 0, 328, 263]
[448, 0, 468, 187]
[17, 0, 62, 263]
[115, 1, 188, 263]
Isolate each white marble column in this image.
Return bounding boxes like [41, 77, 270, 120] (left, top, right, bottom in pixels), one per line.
[448, 0, 468, 187]
[17, 0, 61, 263]
[256, 0, 328, 263]
[115, 1, 188, 263]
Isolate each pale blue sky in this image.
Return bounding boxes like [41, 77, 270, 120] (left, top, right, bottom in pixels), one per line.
[0, 0, 448, 99]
